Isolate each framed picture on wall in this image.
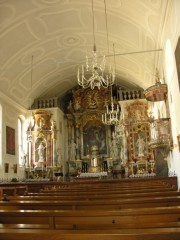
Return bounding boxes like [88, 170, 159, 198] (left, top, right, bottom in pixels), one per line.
[6, 126, 15, 155]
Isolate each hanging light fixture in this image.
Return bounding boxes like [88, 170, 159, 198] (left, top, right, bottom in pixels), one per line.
[102, 44, 120, 125]
[77, 0, 115, 89]
[102, 90, 120, 125]
[27, 55, 34, 135]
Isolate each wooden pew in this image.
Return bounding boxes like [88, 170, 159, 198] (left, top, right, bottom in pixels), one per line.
[32, 182, 178, 194]
[3, 189, 180, 205]
[40, 184, 175, 193]
[0, 185, 28, 198]
[40, 178, 177, 191]
[0, 176, 178, 240]
[1, 179, 178, 212]
[26, 189, 180, 198]
[35, 177, 178, 195]
[1, 195, 180, 210]
[0, 207, 180, 230]
[0, 228, 180, 240]
[2, 184, 180, 204]
[0, 176, 177, 193]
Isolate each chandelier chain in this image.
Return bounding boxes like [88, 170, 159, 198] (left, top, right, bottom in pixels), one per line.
[92, 0, 96, 51]
[104, 0, 110, 54]
[30, 55, 33, 110]
[77, 0, 115, 89]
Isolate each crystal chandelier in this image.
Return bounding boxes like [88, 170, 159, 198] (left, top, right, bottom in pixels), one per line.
[102, 96, 120, 125]
[102, 44, 120, 125]
[102, 84, 120, 125]
[77, 0, 115, 89]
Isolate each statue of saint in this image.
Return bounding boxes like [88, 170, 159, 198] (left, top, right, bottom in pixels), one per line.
[67, 100, 73, 113]
[21, 151, 27, 166]
[37, 142, 46, 162]
[110, 135, 119, 160]
[136, 135, 145, 156]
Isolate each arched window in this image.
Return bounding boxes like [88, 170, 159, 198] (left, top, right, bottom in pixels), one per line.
[175, 37, 180, 90]
[18, 116, 26, 165]
[165, 39, 174, 82]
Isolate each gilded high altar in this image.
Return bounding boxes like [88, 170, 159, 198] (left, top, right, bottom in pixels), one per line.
[65, 87, 115, 174]
[65, 87, 156, 176]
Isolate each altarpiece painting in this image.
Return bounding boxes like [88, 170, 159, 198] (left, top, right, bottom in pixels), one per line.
[82, 119, 107, 157]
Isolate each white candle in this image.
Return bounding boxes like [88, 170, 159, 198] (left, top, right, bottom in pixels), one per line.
[94, 158, 97, 167]
[106, 105, 108, 113]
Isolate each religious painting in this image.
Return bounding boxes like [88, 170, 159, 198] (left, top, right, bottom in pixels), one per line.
[81, 119, 108, 158]
[6, 126, 15, 155]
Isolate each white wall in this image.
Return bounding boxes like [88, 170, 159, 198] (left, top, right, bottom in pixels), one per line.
[0, 92, 27, 181]
[162, 0, 180, 187]
[0, 93, 68, 181]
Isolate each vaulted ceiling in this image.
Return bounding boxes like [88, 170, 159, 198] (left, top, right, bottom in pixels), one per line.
[0, 0, 170, 109]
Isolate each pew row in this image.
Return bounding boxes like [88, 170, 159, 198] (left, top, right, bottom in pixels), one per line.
[40, 178, 177, 192]
[0, 176, 179, 239]
[0, 228, 180, 240]
[1, 195, 180, 210]
[0, 207, 180, 230]
[25, 189, 180, 199]
[2, 189, 180, 204]
[28, 185, 178, 196]
[39, 185, 176, 194]
[0, 176, 177, 193]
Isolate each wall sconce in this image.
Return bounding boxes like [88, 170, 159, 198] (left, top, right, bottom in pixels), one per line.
[177, 134, 180, 152]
